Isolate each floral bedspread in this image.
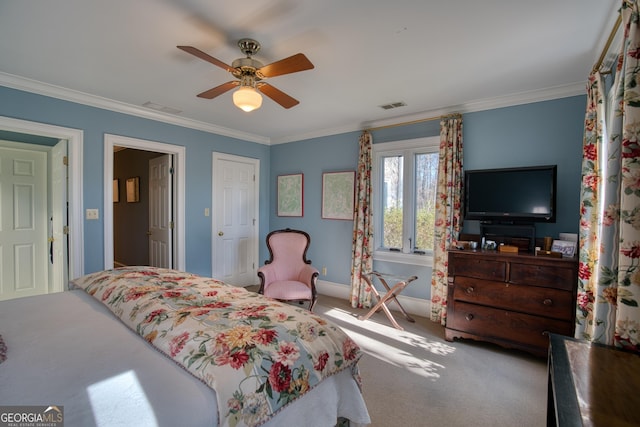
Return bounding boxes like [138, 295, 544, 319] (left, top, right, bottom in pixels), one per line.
[71, 267, 362, 427]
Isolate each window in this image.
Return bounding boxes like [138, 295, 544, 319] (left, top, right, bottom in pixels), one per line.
[373, 136, 440, 265]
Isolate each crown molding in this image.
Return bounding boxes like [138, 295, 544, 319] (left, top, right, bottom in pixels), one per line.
[1, 71, 585, 146]
[0, 72, 270, 145]
[358, 82, 586, 132]
[270, 123, 360, 145]
[272, 82, 586, 145]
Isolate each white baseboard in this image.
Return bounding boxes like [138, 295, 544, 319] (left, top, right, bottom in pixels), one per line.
[316, 279, 430, 318]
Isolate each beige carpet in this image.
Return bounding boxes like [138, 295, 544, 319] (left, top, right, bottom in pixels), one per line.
[313, 293, 548, 427]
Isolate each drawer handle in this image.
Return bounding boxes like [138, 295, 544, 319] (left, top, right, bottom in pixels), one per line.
[465, 286, 475, 294]
[543, 298, 553, 306]
[465, 314, 474, 321]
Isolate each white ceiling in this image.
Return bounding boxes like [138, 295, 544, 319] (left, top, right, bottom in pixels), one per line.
[0, 0, 620, 144]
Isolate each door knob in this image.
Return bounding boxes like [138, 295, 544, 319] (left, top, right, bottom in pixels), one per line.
[218, 231, 224, 236]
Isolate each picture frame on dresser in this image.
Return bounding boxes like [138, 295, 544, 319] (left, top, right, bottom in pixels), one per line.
[551, 239, 576, 258]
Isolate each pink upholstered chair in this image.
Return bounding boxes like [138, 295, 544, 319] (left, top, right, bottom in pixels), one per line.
[257, 229, 319, 311]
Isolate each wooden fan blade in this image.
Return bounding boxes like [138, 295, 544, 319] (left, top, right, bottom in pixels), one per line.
[258, 53, 314, 78]
[258, 83, 300, 109]
[177, 46, 234, 72]
[197, 81, 239, 99]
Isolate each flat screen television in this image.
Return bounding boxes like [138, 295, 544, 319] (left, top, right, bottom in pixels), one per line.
[464, 165, 557, 223]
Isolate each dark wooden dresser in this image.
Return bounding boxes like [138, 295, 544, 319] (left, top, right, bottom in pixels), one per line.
[445, 249, 578, 357]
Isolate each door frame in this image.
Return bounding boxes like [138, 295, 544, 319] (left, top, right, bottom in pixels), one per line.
[103, 134, 185, 270]
[0, 116, 84, 281]
[211, 152, 260, 283]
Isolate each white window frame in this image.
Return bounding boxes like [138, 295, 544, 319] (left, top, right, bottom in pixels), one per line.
[372, 136, 440, 267]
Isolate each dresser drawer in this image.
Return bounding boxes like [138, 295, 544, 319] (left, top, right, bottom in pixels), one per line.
[449, 255, 506, 281]
[452, 277, 575, 321]
[509, 262, 576, 291]
[446, 301, 574, 350]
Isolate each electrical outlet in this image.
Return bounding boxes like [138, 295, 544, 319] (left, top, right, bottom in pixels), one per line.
[322, 266, 327, 276]
[204, 208, 210, 217]
[86, 209, 99, 220]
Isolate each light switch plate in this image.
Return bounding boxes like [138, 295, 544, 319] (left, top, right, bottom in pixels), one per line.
[86, 209, 99, 220]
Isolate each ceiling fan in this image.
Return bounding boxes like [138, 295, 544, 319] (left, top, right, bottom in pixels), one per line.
[177, 39, 314, 112]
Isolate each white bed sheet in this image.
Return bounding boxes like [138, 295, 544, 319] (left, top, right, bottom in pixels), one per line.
[0, 289, 370, 427]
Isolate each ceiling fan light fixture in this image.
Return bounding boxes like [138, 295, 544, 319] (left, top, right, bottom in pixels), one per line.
[179, 39, 312, 110]
[233, 86, 262, 112]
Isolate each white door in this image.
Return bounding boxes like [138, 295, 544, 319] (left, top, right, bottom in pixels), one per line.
[149, 154, 172, 268]
[212, 153, 259, 286]
[0, 145, 48, 300]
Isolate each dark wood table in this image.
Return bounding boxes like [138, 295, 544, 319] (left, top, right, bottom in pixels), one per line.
[547, 333, 640, 426]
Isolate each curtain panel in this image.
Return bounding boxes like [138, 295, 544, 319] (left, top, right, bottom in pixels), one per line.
[350, 131, 374, 308]
[430, 116, 463, 325]
[576, 0, 640, 353]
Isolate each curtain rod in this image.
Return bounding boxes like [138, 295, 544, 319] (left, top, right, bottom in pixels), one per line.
[365, 112, 461, 132]
[593, 13, 622, 73]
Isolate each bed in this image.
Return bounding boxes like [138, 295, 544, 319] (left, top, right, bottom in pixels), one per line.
[0, 267, 370, 427]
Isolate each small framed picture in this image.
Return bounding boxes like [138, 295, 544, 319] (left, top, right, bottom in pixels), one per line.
[551, 239, 576, 258]
[126, 177, 140, 203]
[277, 173, 303, 217]
[322, 171, 355, 220]
[113, 179, 119, 203]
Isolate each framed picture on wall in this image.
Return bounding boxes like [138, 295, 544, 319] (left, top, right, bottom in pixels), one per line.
[126, 177, 140, 203]
[322, 171, 355, 220]
[277, 173, 303, 217]
[113, 179, 119, 202]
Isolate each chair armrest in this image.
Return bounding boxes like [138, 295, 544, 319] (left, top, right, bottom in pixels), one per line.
[257, 263, 278, 293]
[298, 264, 319, 287]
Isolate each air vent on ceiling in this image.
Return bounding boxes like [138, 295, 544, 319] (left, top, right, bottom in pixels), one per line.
[379, 101, 407, 110]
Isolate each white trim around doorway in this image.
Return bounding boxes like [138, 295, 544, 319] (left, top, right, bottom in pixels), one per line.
[0, 116, 84, 281]
[103, 134, 186, 271]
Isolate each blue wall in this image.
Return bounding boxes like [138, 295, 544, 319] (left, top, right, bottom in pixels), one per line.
[462, 97, 585, 239]
[269, 132, 360, 285]
[0, 86, 271, 277]
[0, 85, 586, 301]
[271, 95, 587, 299]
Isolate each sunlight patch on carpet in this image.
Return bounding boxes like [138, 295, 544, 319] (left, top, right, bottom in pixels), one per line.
[321, 307, 456, 380]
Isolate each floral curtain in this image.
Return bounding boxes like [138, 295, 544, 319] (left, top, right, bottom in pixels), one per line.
[430, 116, 464, 325]
[350, 131, 374, 308]
[576, 0, 640, 353]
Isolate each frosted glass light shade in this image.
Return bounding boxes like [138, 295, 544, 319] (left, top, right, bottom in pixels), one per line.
[233, 86, 262, 112]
